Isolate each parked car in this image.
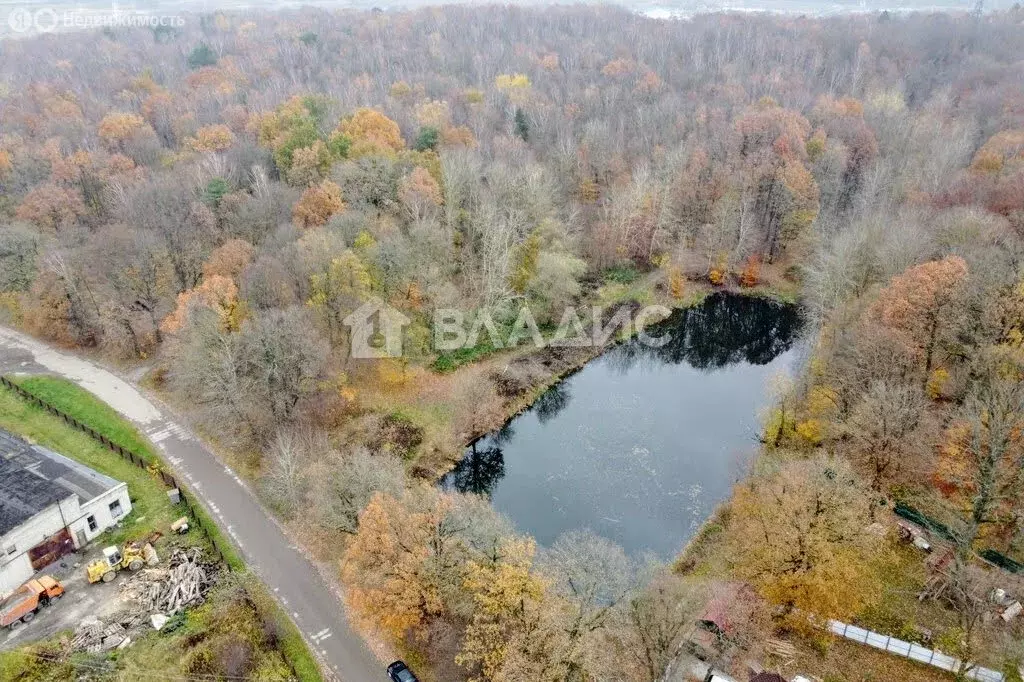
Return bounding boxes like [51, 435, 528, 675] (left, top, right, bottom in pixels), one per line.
[387, 660, 419, 682]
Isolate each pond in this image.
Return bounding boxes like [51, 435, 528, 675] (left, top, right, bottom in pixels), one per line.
[441, 292, 805, 557]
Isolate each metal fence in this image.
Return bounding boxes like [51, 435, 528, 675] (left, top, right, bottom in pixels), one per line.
[828, 619, 1005, 682]
[0, 375, 230, 566]
[1, 375, 309, 680]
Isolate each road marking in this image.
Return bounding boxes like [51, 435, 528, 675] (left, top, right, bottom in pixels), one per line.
[310, 628, 334, 646]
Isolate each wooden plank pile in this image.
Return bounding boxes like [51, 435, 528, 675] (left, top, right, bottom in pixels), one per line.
[69, 615, 145, 653]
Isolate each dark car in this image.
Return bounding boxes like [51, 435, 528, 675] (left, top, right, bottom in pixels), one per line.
[387, 660, 419, 682]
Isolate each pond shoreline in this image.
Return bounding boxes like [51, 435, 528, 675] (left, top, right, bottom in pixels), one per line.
[441, 286, 804, 556]
[445, 282, 800, 470]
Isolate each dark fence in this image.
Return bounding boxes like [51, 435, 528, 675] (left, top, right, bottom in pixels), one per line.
[0, 376, 232, 564]
[1, 374, 308, 680]
[894, 499, 1024, 575]
[893, 502, 957, 543]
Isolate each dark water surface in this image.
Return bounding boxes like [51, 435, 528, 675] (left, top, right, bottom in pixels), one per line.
[442, 293, 804, 557]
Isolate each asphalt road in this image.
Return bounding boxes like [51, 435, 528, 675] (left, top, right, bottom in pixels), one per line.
[0, 326, 382, 682]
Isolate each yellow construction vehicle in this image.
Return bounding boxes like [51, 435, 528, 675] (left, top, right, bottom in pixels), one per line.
[85, 542, 158, 584]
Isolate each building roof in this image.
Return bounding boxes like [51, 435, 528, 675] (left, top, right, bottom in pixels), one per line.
[0, 428, 122, 537]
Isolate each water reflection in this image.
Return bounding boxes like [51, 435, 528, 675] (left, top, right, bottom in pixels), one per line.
[441, 293, 803, 555]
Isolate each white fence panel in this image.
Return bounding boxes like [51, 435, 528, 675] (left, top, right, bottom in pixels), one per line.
[829, 619, 1004, 682]
[908, 643, 934, 664]
[887, 637, 911, 657]
[865, 631, 889, 649]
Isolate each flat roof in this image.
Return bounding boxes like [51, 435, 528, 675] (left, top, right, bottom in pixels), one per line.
[0, 428, 123, 537]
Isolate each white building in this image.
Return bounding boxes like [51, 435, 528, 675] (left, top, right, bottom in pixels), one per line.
[0, 428, 132, 596]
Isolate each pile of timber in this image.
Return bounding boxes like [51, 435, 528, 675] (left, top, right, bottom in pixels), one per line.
[128, 547, 215, 615]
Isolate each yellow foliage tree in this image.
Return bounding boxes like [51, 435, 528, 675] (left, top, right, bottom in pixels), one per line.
[97, 112, 148, 151]
[668, 266, 686, 299]
[307, 250, 372, 346]
[286, 139, 332, 187]
[186, 124, 235, 153]
[728, 456, 881, 632]
[337, 108, 404, 158]
[456, 538, 549, 682]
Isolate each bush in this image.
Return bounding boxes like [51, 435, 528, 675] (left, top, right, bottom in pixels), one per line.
[604, 264, 641, 284]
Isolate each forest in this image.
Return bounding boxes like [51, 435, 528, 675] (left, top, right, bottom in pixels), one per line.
[2, 4, 1024, 681]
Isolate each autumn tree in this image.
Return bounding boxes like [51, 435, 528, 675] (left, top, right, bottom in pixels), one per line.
[254, 96, 342, 177]
[735, 100, 820, 262]
[398, 166, 442, 227]
[337, 108, 404, 158]
[203, 239, 256, 281]
[186, 124, 235, 153]
[90, 224, 175, 350]
[98, 112, 153, 154]
[15, 183, 87, 231]
[286, 139, 332, 187]
[306, 249, 372, 348]
[292, 179, 345, 228]
[868, 255, 969, 382]
[340, 492, 460, 640]
[728, 456, 881, 630]
[161, 275, 242, 335]
[938, 356, 1024, 552]
[457, 538, 569, 682]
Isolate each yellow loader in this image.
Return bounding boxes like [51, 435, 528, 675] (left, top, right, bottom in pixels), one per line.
[85, 542, 158, 584]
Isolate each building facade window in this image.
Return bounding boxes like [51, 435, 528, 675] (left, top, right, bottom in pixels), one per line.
[87, 515, 98, 532]
[109, 499, 123, 518]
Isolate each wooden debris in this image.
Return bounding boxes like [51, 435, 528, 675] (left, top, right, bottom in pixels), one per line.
[122, 547, 215, 615]
[765, 638, 797, 665]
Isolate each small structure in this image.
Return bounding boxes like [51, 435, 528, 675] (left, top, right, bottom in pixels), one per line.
[0, 428, 131, 596]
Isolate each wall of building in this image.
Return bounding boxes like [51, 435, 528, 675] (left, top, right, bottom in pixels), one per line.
[69, 484, 132, 547]
[0, 485, 131, 597]
[0, 496, 77, 597]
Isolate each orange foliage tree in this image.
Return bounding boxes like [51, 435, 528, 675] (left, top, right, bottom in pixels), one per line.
[739, 255, 761, 287]
[398, 166, 442, 226]
[202, 239, 256, 281]
[293, 180, 345, 228]
[15, 183, 87, 231]
[340, 492, 456, 640]
[161, 275, 241, 334]
[0, 149, 11, 179]
[868, 256, 969, 380]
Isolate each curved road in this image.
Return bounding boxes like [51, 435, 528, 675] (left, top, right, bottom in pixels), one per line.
[0, 326, 381, 682]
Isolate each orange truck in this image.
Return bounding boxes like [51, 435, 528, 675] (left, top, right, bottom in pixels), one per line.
[0, 576, 64, 630]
